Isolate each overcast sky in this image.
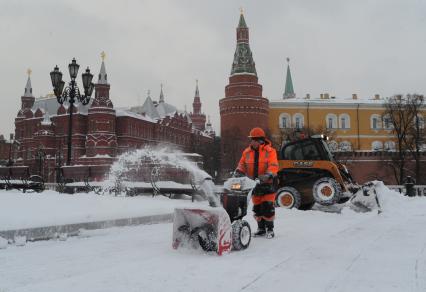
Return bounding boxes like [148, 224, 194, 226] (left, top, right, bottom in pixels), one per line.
[1, 0, 426, 137]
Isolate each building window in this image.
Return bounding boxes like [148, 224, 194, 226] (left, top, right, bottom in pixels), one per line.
[328, 140, 338, 152]
[339, 114, 350, 129]
[326, 114, 337, 129]
[282, 117, 288, 128]
[415, 114, 424, 129]
[372, 141, 383, 151]
[370, 114, 381, 130]
[383, 115, 393, 130]
[384, 141, 396, 151]
[279, 113, 291, 129]
[293, 113, 304, 129]
[339, 141, 352, 151]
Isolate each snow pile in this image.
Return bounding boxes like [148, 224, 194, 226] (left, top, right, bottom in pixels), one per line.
[344, 180, 418, 215]
[373, 181, 408, 213]
[14, 236, 26, 246]
[0, 236, 7, 249]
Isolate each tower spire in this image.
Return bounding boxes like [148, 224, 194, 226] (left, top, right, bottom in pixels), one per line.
[238, 8, 247, 29]
[98, 51, 108, 84]
[231, 11, 256, 76]
[195, 79, 200, 97]
[24, 68, 33, 97]
[189, 79, 206, 131]
[159, 83, 165, 103]
[283, 58, 295, 99]
[192, 79, 201, 114]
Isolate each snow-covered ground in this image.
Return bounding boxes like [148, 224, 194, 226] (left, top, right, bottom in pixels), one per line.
[1, 184, 426, 292]
[0, 190, 204, 231]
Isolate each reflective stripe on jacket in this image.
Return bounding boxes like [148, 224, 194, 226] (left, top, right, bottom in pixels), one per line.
[236, 143, 279, 179]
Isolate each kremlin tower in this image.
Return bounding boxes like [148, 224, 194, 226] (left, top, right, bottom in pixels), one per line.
[189, 80, 206, 131]
[219, 11, 269, 173]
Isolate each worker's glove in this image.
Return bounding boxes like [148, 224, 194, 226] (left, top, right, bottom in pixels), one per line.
[259, 173, 273, 183]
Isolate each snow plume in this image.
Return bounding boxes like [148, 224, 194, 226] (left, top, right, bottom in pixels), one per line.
[107, 146, 219, 206]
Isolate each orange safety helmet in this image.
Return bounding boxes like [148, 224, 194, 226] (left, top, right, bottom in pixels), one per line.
[248, 127, 266, 138]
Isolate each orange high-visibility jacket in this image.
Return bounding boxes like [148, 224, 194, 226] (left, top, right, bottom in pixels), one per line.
[237, 143, 279, 179]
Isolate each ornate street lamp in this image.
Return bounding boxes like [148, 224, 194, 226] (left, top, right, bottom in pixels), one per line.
[50, 58, 94, 165]
[35, 147, 46, 177]
[7, 133, 14, 166]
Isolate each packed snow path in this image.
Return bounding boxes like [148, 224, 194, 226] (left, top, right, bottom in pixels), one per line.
[1, 195, 426, 292]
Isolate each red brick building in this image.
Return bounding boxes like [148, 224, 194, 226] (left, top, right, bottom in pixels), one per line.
[12, 59, 214, 182]
[219, 12, 269, 173]
[0, 135, 11, 165]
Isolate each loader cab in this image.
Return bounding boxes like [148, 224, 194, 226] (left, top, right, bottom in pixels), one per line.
[280, 135, 334, 162]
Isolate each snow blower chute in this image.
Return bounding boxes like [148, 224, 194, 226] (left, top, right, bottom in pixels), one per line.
[172, 176, 256, 255]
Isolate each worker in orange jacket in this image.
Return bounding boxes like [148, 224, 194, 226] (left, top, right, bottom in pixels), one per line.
[235, 127, 279, 238]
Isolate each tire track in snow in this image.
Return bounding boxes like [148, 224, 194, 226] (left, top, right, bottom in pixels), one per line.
[239, 252, 299, 290]
[414, 242, 426, 292]
[240, 212, 390, 292]
[323, 229, 390, 292]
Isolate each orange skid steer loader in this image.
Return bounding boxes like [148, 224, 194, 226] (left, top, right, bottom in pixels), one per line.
[274, 135, 360, 210]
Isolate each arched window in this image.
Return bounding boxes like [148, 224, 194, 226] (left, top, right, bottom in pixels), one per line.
[382, 114, 393, 130]
[384, 141, 396, 151]
[339, 114, 351, 129]
[279, 113, 291, 129]
[339, 141, 352, 151]
[415, 114, 424, 129]
[293, 113, 304, 129]
[372, 141, 383, 151]
[328, 140, 338, 152]
[370, 114, 381, 129]
[326, 114, 337, 129]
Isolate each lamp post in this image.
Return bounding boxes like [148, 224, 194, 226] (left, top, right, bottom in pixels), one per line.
[50, 58, 94, 165]
[7, 133, 14, 166]
[55, 150, 64, 184]
[35, 147, 46, 177]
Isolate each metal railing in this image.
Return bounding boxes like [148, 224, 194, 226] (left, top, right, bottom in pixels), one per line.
[387, 185, 426, 196]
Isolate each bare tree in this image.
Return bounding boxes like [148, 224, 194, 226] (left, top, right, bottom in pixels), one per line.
[406, 94, 425, 183]
[384, 94, 421, 184]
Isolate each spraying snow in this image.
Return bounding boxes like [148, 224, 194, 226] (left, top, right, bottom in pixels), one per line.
[106, 146, 220, 206]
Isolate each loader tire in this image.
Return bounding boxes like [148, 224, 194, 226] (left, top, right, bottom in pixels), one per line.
[232, 220, 251, 251]
[313, 177, 342, 206]
[275, 187, 302, 209]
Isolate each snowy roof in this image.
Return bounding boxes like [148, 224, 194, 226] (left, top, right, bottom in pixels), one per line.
[115, 108, 156, 123]
[131, 96, 160, 119]
[156, 102, 177, 118]
[32, 95, 93, 116]
[269, 96, 387, 109]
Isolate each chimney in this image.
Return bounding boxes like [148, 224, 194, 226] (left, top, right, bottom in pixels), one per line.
[374, 94, 380, 100]
[352, 94, 358, 100]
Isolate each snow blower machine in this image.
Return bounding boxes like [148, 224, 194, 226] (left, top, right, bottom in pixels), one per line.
[172, 177, 256, 255]
[275, 134, 381, 211]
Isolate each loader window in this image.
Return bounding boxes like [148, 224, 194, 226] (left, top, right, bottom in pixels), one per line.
[282, 143, 304, 160]
[282, 140, 322, 160]
[303, 142, 322, 160]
